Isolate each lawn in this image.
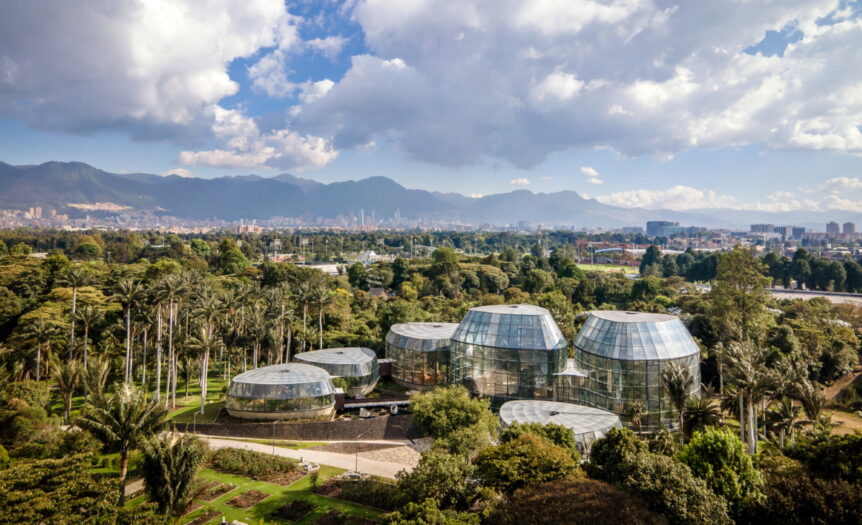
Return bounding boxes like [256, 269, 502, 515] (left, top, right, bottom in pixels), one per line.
[180, 466, 384, 525]
[579, 263, 636, 273]
[242, 439, 329, 450]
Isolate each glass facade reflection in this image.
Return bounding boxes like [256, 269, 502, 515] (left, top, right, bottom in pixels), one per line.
[226, 363, 335, 420]
[450, 305, 567, 404]
[566, 311, 701, 431]
[385, 323, 459, 389]
[293, 347, 379, 396]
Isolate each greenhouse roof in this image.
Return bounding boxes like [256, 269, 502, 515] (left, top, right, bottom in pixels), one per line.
[573, 310, 699, 361]
[231, 363, 332, 386]
[499, 400, 622, 436]
[294, 347, 377, 366]
[386, 322, 459, 352]
[451, 304, 566, 350]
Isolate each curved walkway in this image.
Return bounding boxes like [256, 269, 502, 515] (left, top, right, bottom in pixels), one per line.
[199, 435, 414, 479]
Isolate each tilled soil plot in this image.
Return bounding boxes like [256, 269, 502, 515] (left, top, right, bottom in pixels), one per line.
[226, 489, 270, 509]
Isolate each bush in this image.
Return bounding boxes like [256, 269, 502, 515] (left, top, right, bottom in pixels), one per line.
[395, 450, 476, 510]
[500, 422, 580, 461]
[742, 455, 862, 525]
[385, 498, 480, 525]
[0, 444, 9, 469]
[676, 428, 763, 514]
[409, 385, 498, 439]
[784, 433, 862, 484]
[208, 448, 297, 479]
[474, 433, 580, 494]
[336, 478, 398, 511]
[492, 478, 668, 525]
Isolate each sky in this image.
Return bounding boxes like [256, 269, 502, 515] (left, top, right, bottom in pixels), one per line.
[1, 0, 862, 212]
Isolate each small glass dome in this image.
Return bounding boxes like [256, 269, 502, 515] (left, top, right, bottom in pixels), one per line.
[450, 304, 567, 403]
[499, 400, 622, 454]
[293, 347, 379, 396]
[226, 363, 335, 420]
[386, 322, 459, 389]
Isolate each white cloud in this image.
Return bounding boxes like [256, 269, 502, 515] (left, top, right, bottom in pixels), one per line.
[587, 177, 603, 185]
[178, 106, 337, 170]
[160, 168, 196, 178]
[306, 36, 349, 60]
[580, 166, 603, 184]
[0, 0, 291, 136]
[469, 193, 484, 198]
[596, 185, 739, 210]
[821, 177, 862, 192]
[293, 0, 862, 166]
[510, 177, 531, 186]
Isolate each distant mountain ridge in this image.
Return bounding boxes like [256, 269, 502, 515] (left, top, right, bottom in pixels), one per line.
[0, 160, 859, 229]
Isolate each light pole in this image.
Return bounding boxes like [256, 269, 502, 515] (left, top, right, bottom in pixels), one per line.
[272, 419, 282, 455]
[193, 411, 198, 434]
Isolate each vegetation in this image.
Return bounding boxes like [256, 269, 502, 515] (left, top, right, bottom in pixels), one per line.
[207, 447, 298, 480]
[141, 432, 207, 516]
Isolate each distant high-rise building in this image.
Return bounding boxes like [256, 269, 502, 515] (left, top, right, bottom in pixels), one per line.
[621, 226, 644, 234]
[750, 224, 774, 233]
[646, 221, 679, 237]
[791, 226, 806, 240]
[773, 225, 792, 240]
[843, 222, 856, 235]
[827, 221, 840, 235]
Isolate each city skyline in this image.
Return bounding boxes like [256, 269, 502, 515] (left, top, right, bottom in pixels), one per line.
[2, 1, 862, 213]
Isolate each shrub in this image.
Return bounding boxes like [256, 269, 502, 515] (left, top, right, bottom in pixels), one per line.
[409, 385, 498, 439]
[492, 478, 668, 525]
[0, 444, 9, 469]
[336, 478, 398, 511]
[742, 455, 862, 525]
[395, 450, 476, 510]
[784, 433, 862, 484]
[385, 498, 480, 525]
[500, 422, 580, 461]
[474, 433, 580, 494]
[676, 428, 763, 514]
[208, 448, 297, 479]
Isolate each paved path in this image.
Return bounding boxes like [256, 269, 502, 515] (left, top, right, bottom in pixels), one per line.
[200, 435, 414, 479]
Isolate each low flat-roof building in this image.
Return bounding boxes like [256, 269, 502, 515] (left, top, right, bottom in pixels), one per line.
[385, 322, 459, 390]
[293, 347, 379, 396]
[226, 363, 335, 420]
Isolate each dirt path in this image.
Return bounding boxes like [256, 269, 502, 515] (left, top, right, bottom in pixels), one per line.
[825, 367, 862, 399]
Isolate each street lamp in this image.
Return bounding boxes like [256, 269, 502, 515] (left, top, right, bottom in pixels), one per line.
[272, 419, 283, 455]
[193, 411, 198, 434]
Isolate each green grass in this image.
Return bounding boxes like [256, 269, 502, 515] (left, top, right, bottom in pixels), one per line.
[171, 401, 225, 424]
[241, 439, 328, 450]
[180, 467, 384, 525]
[579, 263, 635, 273]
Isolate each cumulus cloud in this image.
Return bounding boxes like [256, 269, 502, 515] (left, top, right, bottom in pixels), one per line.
[178, 106, 337, 170]
[510, 178, 531, 186]
[580, 166, 603, 184]
[596, 185, 739, 210]
[306, 36, 349, 60]
[821, 176, 862, 192]
[291, 0, 862, 167]
[160, 168, 196, 178]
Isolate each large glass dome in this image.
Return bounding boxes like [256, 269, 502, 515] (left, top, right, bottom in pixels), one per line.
[385, 322, 459, 390]
[226, 363, 335, 420]
[569, 311, 700, 431]
[499, 400, 622, 454]
[293, 347, 379, 396]
[450, 304, 567, 403]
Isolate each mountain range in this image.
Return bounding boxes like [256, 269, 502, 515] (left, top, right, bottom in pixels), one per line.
[1, 161, 859, 230]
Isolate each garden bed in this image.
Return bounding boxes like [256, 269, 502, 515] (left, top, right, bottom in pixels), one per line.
[313, 478, 396, 511]
[226, 489, 270, 509]
[308, 442, 401, 454]
[198, 480, 236, 502]
[185, 509, 220, 525]
[271, 499, 317, 521]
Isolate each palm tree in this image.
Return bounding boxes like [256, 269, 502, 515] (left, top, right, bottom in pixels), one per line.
[767, 397, 802, 448]
[58, 267, 91, 360]
[19, 316, 58, 381]
[75, 303, 103, 368]
[625, 401, 645, 432]
[312, 284, 335, 349]
[724, 340, 773, 455]
[83, 355, 111, 400]
[154, 274, 186, 407]
[141, 432, 207, 516]
[77, 383, 168, 504]
[661, 362, 693, 433]
[795, 378, 826, 423]
[295, 281, 313, 351]
[113, 279, 142, 384]
[188, 325, 223, 415]
[683, 396, 721, 437]
[51, 357, 83, 423]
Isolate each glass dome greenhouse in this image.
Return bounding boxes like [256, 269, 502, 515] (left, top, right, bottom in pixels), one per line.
[450, 304, 567, 403]
[569, 311, 701, 431]
[293, 347, 379, 396]
[226, 363, 336, 420]
[385, 322, 459, 390]
[499, 400, 622, 454]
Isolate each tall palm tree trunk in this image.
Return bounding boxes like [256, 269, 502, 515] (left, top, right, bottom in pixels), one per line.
[318, 309, 324, 349]
[141, 328, 148, 391]
[125, 306, 132, 383]
[69, 286, 77, 360]
[155, 309, 162, 402]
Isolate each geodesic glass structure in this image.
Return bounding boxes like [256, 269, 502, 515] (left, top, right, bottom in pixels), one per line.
[293, 347, 379, 396]
[568, 311, 700, 431]
[499, 400, 622, 454]
[385, 322, 459, 390]
[226, 363, 335, 420]
[450, 304, 567, 403]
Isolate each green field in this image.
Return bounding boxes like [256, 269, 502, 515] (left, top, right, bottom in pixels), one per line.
[180, 467, 384, 524]
[579, 263, 636, 273]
